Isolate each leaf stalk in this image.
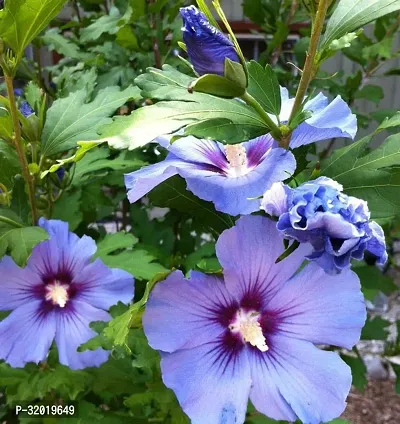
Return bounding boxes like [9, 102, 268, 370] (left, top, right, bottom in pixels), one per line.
[240, 91, 281, 137]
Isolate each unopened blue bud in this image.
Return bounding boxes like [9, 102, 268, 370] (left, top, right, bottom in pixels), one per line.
[180, 6, 239, 76]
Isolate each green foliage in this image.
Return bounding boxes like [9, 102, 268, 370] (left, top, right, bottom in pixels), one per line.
[80, 6, 133, 43]
[149, 176, 235, 235]
[0, 208, 48, 266]
[247, 61, 282, 116]
[41, 85, 140, 156]
[355, 265, 397, 300]
[320, 0, 400, 53]
[0, 0, 68, 63]
[98, 65, 268, 150]
[191, 74, 246, 98]
[341, 352, 368, 392]
[95, 232, 168, 281]
[361, 316, 391, 340]
[0, 140, 20, 189]
[321, 133, 400, 221]
[0, 0, 400, 422]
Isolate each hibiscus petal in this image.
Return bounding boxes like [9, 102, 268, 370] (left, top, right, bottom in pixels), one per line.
[290, 95, 357, 148]
[249, 335, 351, 424]
[73, 260, 134, 310]
[216, 216, 310, 304]
[55, 300, 110, 370]
[0, 300, 56, 367]
[124, 155, 181, 203]
[143, 270, 233, 353]
[260, 182, 290, 217]
[29, 219, 97, 277]
[161, 341, 251, 424]
[169, 136, 229, 170]
[268, 262, 366, 349]
[0, 256, 41, 310]
[182, 148, 296, 215]
[366, 221, 388, 265]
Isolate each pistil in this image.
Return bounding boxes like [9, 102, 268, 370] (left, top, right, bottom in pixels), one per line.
[45, 281, 69, 307]
[229, 309, 269, 352]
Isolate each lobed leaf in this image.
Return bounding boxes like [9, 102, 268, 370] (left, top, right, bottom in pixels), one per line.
[321, 133, 400, 221]
[320, 0, 400, 53]
[98, 65, 267, 150]
[41, 85, 140, 156]
[0, 0, 68, 63]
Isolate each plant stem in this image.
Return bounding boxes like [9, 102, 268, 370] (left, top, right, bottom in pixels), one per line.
[288, 0, 330, 123]
[240, 91, 281, 135]
[4, 75, 38, 224]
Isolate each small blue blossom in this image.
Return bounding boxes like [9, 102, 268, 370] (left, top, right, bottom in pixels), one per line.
[13, 88, 23, 97]
[20, 101, 34, 117]
[124, 135, 296, 216]
[275, 88, 357, 148]
[56, 167, 65, 182]
[143, 216, 366, 424]
[0, 219, 134, 369]
[261, 177, 388, 274]
[180, 6, 240, 76]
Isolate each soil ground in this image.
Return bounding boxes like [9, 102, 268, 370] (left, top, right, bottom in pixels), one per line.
[342, 380, 400, 424]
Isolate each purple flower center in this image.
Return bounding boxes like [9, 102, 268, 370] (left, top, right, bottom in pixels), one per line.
[32, 269, 78, 309]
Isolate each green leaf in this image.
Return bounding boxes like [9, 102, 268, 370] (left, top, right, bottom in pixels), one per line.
[362, 36, 394, 60]
[247, 61, 281, 115]
[103, 309, 132, 349]
[0, 362, 91, 403]
[94, 232, 138, 258]
[52, 190, 83, 231]
[10, 177, 29, 223]
[361, 316, 390, 340]
[41, 85, 139, 156]
[191, 74, 245, 98]
[0, 0, 68, 63]
[0, 209, 48, 266]
[355, 85, 384, 105]
[355, 265, 397, 300]
[320, 133, 400, 221]
[320, 0, 400, 53]
[101, 250, 168, 281]
[224, 58, 247, 88]
[99, 66, 266, 149]
[116, 25, 140, 50]
[392, 363, 400, 394]
[80, 6, 132, 43]
[149, 176, 235, 235]
[41, 28, 85, 60]
[0, 140, 20, 189]
[0, 115, 13, 142]
[71, 146, 146, 186]
[378, 111, 400, 130]
[341, 353, 368, 392]
[95, 233, 167, 280]
[24, 82, 42, 114]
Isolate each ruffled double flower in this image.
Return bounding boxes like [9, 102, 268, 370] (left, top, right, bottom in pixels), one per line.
[262, 177, 387, 274]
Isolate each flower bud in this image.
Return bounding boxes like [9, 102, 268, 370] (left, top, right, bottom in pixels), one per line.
[180, 6, 240, 76]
